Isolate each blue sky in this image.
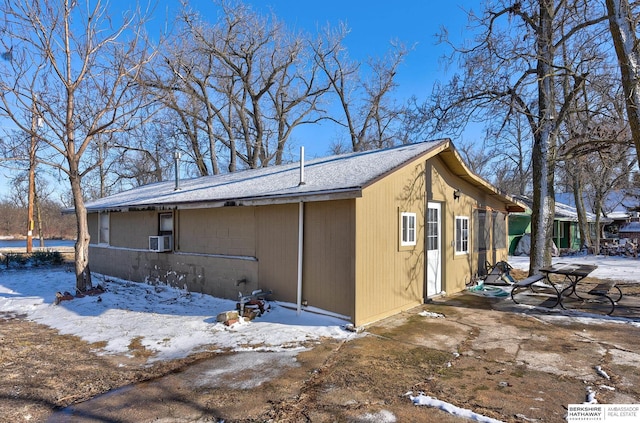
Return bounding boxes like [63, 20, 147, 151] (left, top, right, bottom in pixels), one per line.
[244, 0, 477, 102]
[154, 0, 478, 116]
[1, 0, 477, 199]
[163, 0, 479, 159]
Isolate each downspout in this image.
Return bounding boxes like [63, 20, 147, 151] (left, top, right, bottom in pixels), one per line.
[297, 201, 304, 315]
[297, 147, 306, 315]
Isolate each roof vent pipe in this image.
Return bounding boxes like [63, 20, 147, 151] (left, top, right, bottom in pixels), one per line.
[298, 146, 306, 186]
[174, 151, 181, 191]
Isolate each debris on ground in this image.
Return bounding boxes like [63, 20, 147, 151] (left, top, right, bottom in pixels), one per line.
[54, 285, 106, 305]
[213, 289, 273, 326]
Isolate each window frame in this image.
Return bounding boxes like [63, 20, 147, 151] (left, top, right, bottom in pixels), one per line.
[159, 212, 173, 236]
[426, 207, 439, 251]
[400, 212, 417, 247]
[552, 221, 565, 239]
[98, 211, 110, 245]
[455, 216, 469, 255]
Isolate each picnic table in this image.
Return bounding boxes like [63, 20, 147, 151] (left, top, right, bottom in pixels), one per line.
[539, 263, 622, 315]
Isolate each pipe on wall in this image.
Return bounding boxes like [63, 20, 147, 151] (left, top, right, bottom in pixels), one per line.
[297, 200, 304, 315]
[297, 146, 306, 315]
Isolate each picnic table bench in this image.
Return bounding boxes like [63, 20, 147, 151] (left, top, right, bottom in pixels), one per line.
[539, 263, 622, 315]
[510, 273, 559, 308]
[583, 281, 623, 315]
[587, 281, 622, 299]
[508, 263, 623, 315]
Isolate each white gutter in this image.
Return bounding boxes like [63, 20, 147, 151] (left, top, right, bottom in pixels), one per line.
[297, 200, 304, 316]
[297, 146, 305, 316]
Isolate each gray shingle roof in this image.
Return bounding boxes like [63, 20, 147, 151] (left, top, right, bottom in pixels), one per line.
[84, 140, 448, 212]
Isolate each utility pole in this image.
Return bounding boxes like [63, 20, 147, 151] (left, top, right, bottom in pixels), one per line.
[26, 98, 37, 253]
[98, 140, 105, 198]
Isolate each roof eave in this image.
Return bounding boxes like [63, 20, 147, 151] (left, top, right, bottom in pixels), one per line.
[83, 187, 363, 213]
[438, 145, 527, 213]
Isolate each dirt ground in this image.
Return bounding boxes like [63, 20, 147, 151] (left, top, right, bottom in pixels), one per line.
[2, 270, 640, 423]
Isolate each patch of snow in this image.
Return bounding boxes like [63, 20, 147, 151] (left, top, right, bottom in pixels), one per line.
[356, 409, 396, 422]
[189, 351, 300, 389]
[595, 365, 610, 380]
[0, 268, 353, 363]
[508, 255, 640, 283]
[408, 392, 505, 423]
[585, 387, 598, 404]
[418, 310, 445, 318]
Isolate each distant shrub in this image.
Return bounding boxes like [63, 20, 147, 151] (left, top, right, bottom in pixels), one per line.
[32, 250, 63, 265]
[1, 250, 64, 269]
[6, 252, 29, 267]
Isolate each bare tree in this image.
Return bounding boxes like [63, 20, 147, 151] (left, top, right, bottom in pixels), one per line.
[0, 0, 156, 291]
[143, 0, 330, 173]
[424, 0, 607, 273]
[606, 0, 640, 165]
[313, 23, 408, 152]
[483, 113, 534, 195]
[111, 121, 175, 188]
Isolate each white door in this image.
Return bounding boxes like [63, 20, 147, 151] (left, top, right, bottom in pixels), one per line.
[426, 202, 442, 297]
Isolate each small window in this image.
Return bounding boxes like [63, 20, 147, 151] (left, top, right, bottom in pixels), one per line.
[159, 213, 173, 236]
[455, 216, 469, 254]
[99, 212, 109, 245]
[426, 208, 439, 251]
[401, 212, 417, 246]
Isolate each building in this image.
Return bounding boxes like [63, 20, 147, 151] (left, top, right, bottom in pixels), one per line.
[84, 139, 524, 326]
[508, 195, 601, 255]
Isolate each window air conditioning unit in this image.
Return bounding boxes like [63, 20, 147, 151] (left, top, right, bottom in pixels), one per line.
[149, 235, 172, 252]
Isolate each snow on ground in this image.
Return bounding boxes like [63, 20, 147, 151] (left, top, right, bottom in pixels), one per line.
[2, 254, 639, 423]
[0, 268, 353, 363]
[0, 254, 634, 364]
[508, 254, 640, 282]
[408, 392, 504, 423]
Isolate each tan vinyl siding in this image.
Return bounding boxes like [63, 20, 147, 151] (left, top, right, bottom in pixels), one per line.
[256, 203, 299, 303]
[109, 210, 157, 249]
[353, 159, 426, 326]
[429, 157, 510, 294]
[302, 200, 355, 319]
[178, 207, 256, 256]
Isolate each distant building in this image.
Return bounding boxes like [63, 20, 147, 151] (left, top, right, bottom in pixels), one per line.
[556, 190, 640, 240]
[508, 195, 601, 255]
[619, 221, 640, 243]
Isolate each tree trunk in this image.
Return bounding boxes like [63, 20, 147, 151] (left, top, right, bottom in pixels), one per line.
[26, 101, 38, 253]
[573, 179, 590, 249]
[529, 0, 556, 274]
[606, 0, 640, 166]
[34, 186, 45, 248]
[594, 191, 604, 255]
[69, 167, 92, 292]
[572, 176, 591, 251]
[530, 130, 555, 273]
